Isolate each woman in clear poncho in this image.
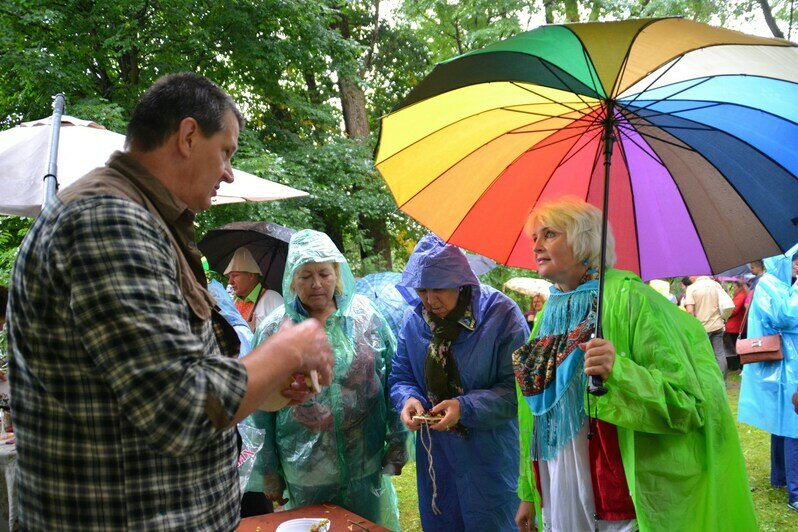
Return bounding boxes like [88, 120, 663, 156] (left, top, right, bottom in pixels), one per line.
[247, 229, 408, 530]
[389, 234, 529, 531]
[738, 243, 798, 510]
[514, 198, 755, 532]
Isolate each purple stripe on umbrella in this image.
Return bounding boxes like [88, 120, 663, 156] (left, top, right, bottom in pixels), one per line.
[621, 124, 711, 280]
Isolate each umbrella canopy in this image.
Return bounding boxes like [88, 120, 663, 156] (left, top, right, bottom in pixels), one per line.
[355, 272, 408, 339]
[198, 221, 296, 295]
[0, 114, 308, 216]
[464, 252, 497, 276]
[375, 18, 798, 281]
[503, 277, 553, 298]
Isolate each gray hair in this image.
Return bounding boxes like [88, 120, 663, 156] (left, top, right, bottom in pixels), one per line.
[525, 196, 616, 271]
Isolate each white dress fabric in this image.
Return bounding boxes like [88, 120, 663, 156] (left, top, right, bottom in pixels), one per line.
[538, 423, 637, 532]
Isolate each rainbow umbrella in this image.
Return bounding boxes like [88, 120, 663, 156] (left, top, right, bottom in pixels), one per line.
[375, 18, 798, 282]
[376, 17, 798, 394]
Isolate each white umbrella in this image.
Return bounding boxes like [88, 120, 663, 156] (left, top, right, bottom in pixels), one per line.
[503, 277, 553, 299]
[0, 114, 308, 216]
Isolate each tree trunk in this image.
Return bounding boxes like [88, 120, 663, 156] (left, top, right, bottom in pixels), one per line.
[564, 0, 580, 22]
[758, 0, 785, 38]
[338, 77, 370, 139]
[333, 0, 393, 270]
[323, 217, 346, 254]
[544, 0, 555, 24]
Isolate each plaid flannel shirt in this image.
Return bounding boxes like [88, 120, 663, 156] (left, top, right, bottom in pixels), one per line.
[7, 156, 248, 530]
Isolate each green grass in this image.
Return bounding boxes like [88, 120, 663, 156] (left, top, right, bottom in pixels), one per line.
[727, 371, 798, 531]
[391, 372, 798, 531]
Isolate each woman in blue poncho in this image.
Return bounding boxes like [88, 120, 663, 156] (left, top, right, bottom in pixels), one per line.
[389, 234, 529, 531]
[738, 243, 798, 510]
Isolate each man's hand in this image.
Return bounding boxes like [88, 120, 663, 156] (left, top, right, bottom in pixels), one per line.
[515, 501, 537, 531]
[400, 397, 425, 431]
[232, 318, 333, 424]
[581, 338, 616, 382]
[792, 391, 798, 415]
[281, 373, 314, 405]
[274, 319, 333, 386]
[430, 399, 461, 432]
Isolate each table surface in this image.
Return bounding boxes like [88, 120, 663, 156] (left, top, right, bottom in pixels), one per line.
[238, 503, 390, 532]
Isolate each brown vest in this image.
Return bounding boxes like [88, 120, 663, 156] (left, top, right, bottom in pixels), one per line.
[59, 163, 241, 357]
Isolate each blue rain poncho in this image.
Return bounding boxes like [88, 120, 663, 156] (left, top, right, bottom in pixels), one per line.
[247, 230, 407, 530]
[207, 279, 252, 357]
[739, 243, 798, 438]
[389, 234, 529, 531]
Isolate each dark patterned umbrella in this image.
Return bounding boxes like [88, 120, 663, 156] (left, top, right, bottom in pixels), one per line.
[198, 221, 295, 295]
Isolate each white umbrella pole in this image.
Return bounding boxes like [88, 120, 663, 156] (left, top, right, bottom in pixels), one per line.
[43, 93, 66, 207]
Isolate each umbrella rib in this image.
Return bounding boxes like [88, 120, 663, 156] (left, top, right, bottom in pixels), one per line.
[620, 100, 724, 123]
[620, 77, 714, 113]
[520, 121, 604, 154]
[500, 103, 599, 123]
[509, 82, 595, 119]
[580, 43, 606, 99]
[612, 127, 644, 277]
[614, 121, 668, 168]
[498, 123, 604, 266]
[526, 57, 604, 110]
[618, 54, 686, 108]
[619, 110, 791, 264]
[623, 95, 798, 133]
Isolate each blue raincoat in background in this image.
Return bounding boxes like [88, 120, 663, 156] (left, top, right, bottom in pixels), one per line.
[207, 279, 252, 357]
[247, 230, 407, 530]
[738, 243, 798, 438]
[389, 234, 529, 531]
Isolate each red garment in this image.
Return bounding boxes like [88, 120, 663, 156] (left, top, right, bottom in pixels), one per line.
[533, 420, 636, 521]
[588, 420, 636, 520]
[725, 289, 748, 334]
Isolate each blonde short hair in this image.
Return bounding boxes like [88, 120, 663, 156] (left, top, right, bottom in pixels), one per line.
[290, 262, 344, 295]
[525, 196, 616, 271]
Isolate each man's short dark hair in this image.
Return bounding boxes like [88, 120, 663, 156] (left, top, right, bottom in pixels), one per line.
[749, 260, 765, 271]
[125, 73, 244, 152]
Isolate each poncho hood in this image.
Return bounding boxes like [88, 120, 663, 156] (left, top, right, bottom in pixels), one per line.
[282, 229, 356, 321]
[763, 242, 798, 285]
[397, 233, 479, 305]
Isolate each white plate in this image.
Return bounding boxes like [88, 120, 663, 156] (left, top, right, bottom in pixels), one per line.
[275, 517, 331, 532]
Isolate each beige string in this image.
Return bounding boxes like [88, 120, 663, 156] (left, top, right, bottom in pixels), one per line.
[418, 421, 442, 515]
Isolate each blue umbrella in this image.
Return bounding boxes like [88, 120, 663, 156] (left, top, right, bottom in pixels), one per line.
[355, 272, 408, 339]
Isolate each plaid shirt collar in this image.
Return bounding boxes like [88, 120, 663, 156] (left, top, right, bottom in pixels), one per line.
[107, 151, 206, 286]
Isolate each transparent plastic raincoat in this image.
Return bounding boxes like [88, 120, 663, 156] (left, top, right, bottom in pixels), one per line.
[517, 269, 756, 531]
[390, 234, 529, 531]
[247, 230, 407, 530]
[739, 243, 798, 438]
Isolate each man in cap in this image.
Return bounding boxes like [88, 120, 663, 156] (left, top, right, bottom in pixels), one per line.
[225, 247, 283, 330]
[6, 73, 332, 530]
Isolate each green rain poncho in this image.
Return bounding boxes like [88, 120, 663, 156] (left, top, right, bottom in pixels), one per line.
[517, 269, 756, 531]
[247, 230, 407, 530]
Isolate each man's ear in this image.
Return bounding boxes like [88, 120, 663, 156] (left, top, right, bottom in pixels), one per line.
[176, 117, 199, 157]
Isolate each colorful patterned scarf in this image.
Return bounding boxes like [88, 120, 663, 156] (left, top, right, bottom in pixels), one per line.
[422, 285, 475, 437]
[513, 275, 598, 460]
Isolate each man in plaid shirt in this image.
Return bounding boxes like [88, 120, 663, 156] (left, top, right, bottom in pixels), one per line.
[6, 73, 332, 530]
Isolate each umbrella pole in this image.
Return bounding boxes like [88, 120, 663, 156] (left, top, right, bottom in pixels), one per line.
[588, 99, 615, 397]
[43, 93, 66, 207]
